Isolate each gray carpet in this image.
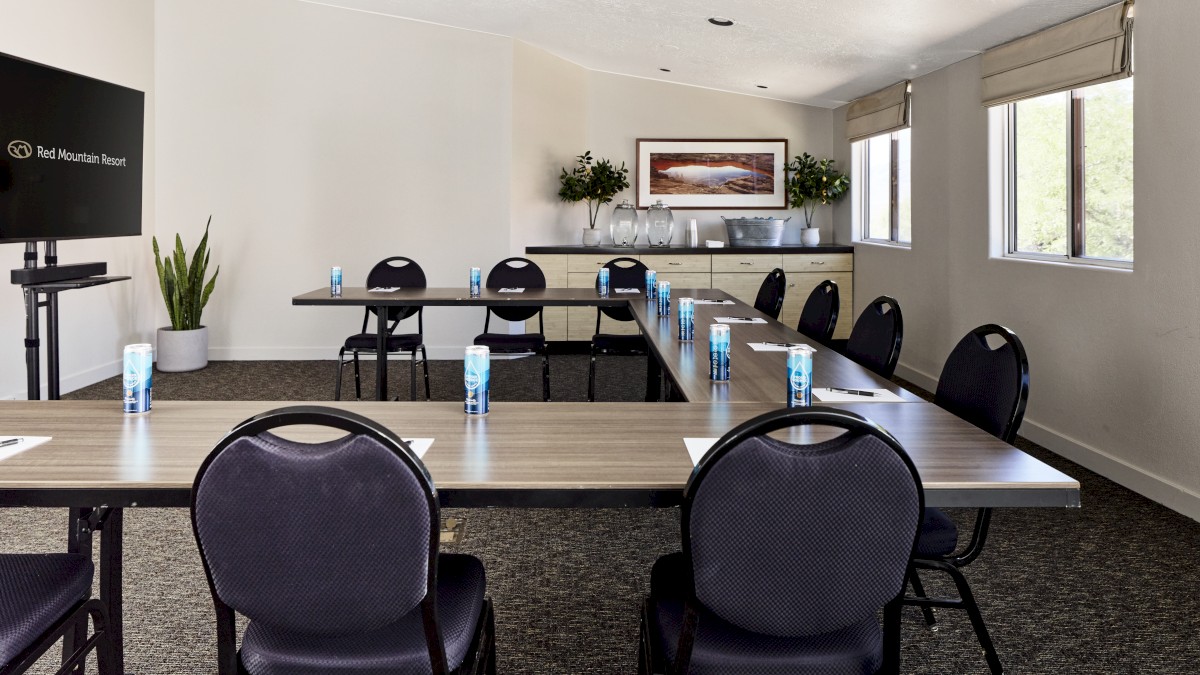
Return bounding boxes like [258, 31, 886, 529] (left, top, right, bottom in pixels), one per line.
[3, 357, 1199, 673]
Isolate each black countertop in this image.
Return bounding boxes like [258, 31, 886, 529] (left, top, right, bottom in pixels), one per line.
[525, 244, 853, 255]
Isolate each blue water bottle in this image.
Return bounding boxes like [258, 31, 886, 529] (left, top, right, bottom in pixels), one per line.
[122, 344, 153, 414]
[598, 267, 610, 297]
[657, 281, 671, 317]
[645, 270, 657, 300]
[330, 266, 342, 297]
[678, 297, 694, 341]
[469, 267, 482, 298]
[464, 345, 490, 415]
[787, 345, 814, 407]
[709, 324, 730, 381]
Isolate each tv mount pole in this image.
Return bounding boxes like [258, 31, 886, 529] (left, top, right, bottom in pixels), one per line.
[12, 240, 129, 400]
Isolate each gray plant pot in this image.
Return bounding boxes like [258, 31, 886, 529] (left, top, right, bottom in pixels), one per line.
[156, 326, 209, 372]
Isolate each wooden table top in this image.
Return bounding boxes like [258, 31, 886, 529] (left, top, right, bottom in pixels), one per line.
[293, 286, 629, 307]
[0, 400, 1078, 509]
[630, 289, 922, 404]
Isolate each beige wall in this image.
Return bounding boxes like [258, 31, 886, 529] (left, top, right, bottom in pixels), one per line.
[841, 2, 1200, 519]
[0, 0, 156, 399]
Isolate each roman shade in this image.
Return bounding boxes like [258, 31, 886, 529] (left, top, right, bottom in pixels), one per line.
[981, 1, 1133, 107]
[845, 81, 910, 142]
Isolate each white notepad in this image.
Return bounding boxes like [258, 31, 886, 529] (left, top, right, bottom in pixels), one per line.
[811, 388, 908, 403]
[615, 288, 641, 294]
[714, 316, 768, 324]
[693, 299, 735, 305]
[401, 438, 434, 459]
[498, 288, 525, 293]
[683, 438, 719, 466]
[368, 287, 399, 293]
[0, 436, 52, 462]
[747, 342, 816, 352]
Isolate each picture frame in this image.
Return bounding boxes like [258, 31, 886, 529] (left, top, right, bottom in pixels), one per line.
[635, 138, 788, 209]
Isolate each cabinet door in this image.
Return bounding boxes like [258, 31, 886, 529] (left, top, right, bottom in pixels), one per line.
[711, 273, 769, 308]
[782, 253, 853, 274]
[780, 271, 853, 339]
[526, 254, 568, 341]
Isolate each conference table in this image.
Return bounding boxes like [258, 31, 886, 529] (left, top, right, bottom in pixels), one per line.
[0, 287, 1080, 673]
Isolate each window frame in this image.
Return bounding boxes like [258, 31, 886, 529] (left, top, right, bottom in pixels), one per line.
[1000, 83, 1133, 269]
[853, 129, 910, 248]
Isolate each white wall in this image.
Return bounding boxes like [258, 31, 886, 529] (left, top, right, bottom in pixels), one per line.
[0, 0, 156, 400]
[841, 1, 1200, 520]
[155, 0, 513, 360]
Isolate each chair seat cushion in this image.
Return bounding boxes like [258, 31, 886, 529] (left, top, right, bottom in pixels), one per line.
[915, 508, 959, 558]
[648, 552, 882, 675]
[473, 333, 546, 353]
[0, 553, 94, 664]
[343, 333, 423, 352]
[591, 333, 647, 354]
[240, 554, 486, 675]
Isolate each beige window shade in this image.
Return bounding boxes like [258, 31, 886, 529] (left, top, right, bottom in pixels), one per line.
[982, 1, 1133, 107]
[845, 81, 910, 142]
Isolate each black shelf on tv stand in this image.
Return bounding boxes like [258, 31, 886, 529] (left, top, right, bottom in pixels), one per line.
[13, 242, 130, 400]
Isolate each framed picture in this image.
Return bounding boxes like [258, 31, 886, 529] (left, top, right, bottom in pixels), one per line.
[635, 138, 788, 209]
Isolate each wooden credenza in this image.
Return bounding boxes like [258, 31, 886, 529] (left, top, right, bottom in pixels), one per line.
[525, 245, 854, 342]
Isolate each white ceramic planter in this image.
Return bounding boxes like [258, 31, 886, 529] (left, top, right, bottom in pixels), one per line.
[800, 227, 821, 246]
[582, 228, 602, 246]
[156, 326, 209, 372]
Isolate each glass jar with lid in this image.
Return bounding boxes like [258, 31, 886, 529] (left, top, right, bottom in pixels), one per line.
[645, 200, 674, 247]
[609, 199, 639, 247]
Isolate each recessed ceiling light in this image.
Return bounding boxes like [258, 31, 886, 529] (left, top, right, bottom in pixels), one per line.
[756, 85, 768, 89]
[708, 17, 734, 27]
[660, 68, 672, 72]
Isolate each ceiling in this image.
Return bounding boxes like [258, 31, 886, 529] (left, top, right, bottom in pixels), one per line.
[302, 0, 1116, 108]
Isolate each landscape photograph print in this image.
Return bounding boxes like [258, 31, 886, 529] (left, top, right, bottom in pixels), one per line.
[636, 139, 787, 209]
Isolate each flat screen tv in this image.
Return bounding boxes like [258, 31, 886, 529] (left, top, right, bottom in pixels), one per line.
[0, 52, 144, 243]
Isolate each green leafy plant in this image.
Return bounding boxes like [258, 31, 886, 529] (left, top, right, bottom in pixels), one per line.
[557, 151, 631, 229]
[152, 216, 219, 331]
[785, 153, 850, 228]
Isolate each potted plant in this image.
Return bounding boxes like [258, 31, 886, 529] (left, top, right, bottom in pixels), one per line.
[558, 150, 631, 246]
[152, 216, 219, 372]
[785, 153, 850, 246]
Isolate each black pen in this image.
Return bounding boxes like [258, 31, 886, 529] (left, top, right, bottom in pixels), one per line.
[0, 437, 22, 448]
[828, 387, 880, 397]
[761, 342, 800, 347]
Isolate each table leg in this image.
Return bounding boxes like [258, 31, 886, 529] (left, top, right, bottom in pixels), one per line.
[645, 354, 661, 402]
[376, 305, 388, 401]
[23, 287, 40, 401]
[47, 291, 60, 400]
[100, 508, 126, 675]
[64, 508, 92, 675]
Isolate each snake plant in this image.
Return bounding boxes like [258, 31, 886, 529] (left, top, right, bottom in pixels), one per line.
[152, 216, 219, 331]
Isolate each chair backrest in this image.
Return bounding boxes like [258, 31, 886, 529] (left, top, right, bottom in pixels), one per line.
[484, 257, 546, 325]
[796, 279, 839, 343]
[362, 257, 426, 332]
[682, 408, 923, 639]
[935, 324, 1029, 444]
[844, 295, 904, 379]
[752, 268, 786, 320]
[191, 406, 440, 640]
[596, 257, 648, 326]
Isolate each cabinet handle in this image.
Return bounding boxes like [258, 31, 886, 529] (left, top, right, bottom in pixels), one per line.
[739, 262, 752, 265]
[788, 283, 796, 287]
[810, 261, 825, 265]
[668, 262, 682, 266]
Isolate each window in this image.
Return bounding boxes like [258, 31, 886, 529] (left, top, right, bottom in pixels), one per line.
[853, 128, 911, 246]
[1002, 77, 1133, 265]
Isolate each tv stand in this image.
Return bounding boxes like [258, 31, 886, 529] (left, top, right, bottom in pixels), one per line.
[13, 242, 130, 400]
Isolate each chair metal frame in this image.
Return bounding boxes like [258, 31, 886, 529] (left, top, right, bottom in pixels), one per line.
[844, 295, 904, 379]
[333, 256, 430, 402]
[797, 279, 840, 344]
[1, 595, 115, 675]
[587, 257, 653, 402]
[639, 407, 925, 675]
[752, 267, 787, 320]
[476, 257, 550, 402]
[190, 405, 495, 675]
[904, 324, 1029, 675]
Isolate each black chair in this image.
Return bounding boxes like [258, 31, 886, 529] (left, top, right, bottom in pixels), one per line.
[190, 405, 496, 675]
[796, 279, 839, 344]
[474, 257, 550, 402]
[0, 553, 116, 675]
[844, 296, 904, 379]
[639, 407, 924, 675]
[905, 324, 1029, 674]
[751, 268, 786, 320]
[588, 257, 651, 402]
[334, 256, 430, 401]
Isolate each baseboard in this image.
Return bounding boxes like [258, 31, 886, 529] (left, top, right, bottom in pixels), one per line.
[895, 361, 1200, 523]
[3, 358, 122, 400]
[207, 346, 471, 361]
